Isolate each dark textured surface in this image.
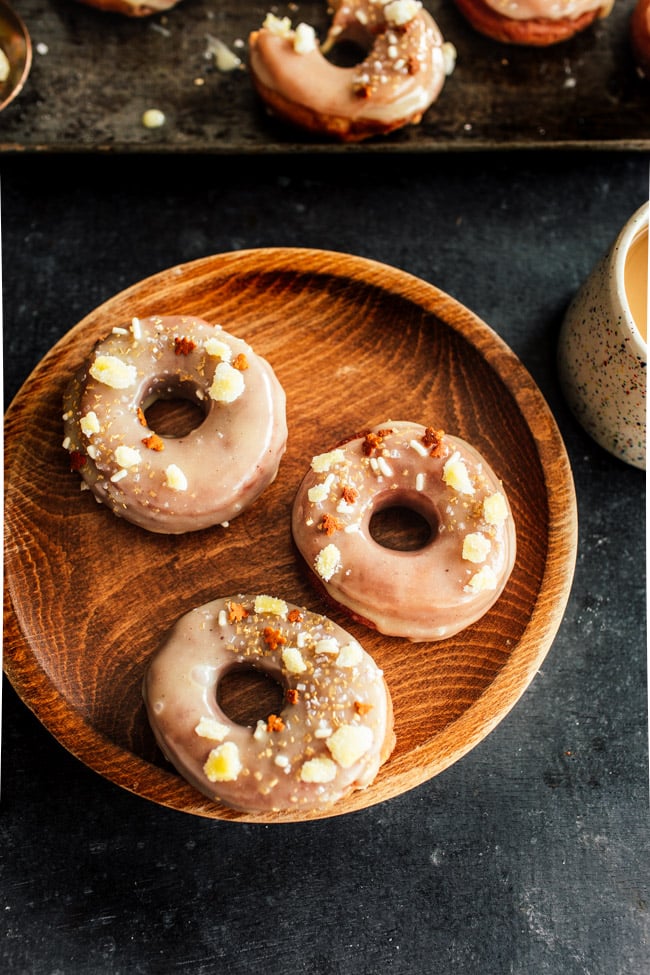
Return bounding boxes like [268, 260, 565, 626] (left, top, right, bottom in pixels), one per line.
[0, 0, 648, 152]
[1, 150, 648, 973]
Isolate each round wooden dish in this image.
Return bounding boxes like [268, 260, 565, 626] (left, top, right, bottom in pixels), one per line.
[4, 248, 577, 823]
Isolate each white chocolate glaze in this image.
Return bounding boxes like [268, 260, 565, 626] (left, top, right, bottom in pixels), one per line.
[248, 1, 453, 140]
[63, 315, 287, 533]
[291, 421, 516, 642]
[482, 0, 608, 20]
[143, 594, 395, 814]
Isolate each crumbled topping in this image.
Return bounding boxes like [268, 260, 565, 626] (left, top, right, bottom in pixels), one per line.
[341, 485, 359, 504]
[254, 595, 288, 618]
[263, 626, 287, 651]
[286, 687, 300, 705]
[267, 713, 285, 733]
[318, 513, 343, 536]
[164, 463, 188, 491]
[174, 336, 196, 356]
[89, 354, 137, 389]
[282, 646, 307, 674]
[114, 445, 141, 469]
[263, 12, 293, 37]
[354, 701, 374, 716]
[443, 451, 475, 495]
[483, 491, 508, 526]
[464, 564, 498, 593]
[232, 352, 249, 371]
[195, 716, 230, 741]
[287, 609, 303, 623]
[362, 429, 393, 456]
[326, 724, 373, 768]
[384, 0, 422, 26]
[142, 434, 164, 451]
[300, 756, 337, 783]
[228, 601, 249, 623]
[462, 532, 492, 563]
[80, 411, 100, 436]
[204, 338, 232, 361]
[203, 741, 242, 782]
[311, 449, 345, 473]
[315, 543, 342, 581]
[422, 427, 445, 457]
[137, 407, 147, 427]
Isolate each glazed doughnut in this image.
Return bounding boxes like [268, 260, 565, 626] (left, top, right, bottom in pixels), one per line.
[248, 1, 456, 142]
[452, 0, 614, 46]
[631, 0, 650, 77]
[62, 315, 287, 534]
[143, 594, 395, 814]
[291, 421, 516, 642]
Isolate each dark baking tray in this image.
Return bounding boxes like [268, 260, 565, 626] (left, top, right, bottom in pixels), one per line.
[1, 0, 648, 152]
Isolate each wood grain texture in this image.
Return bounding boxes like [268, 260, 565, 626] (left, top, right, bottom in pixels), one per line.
[3, 247, 577, 822]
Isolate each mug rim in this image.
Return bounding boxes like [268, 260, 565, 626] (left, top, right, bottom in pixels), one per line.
[614, 199, 648, 358]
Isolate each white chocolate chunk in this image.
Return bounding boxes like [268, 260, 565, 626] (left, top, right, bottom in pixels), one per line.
[483, 491, 508, 526]
[462, 532, 492, 563]
[308, 473, 335, 503]
[311, 449, 345, 473]
[114, 445, 141, 468]
[204, 338, 232, 361]
[203, 741, 242, 781]
[282, 646, 307, 674]
[384, 0, 422, 27]
[209, 361, 245, 403]
[326, 724, 373, 768]
[293, 22, 316, 53]
[90, 354, 137, 389]
[336, 642, 363, 668]
[195, 717, 230, 741]
[443, 451, 475, 495]
[164, 463, 188, 491]
[314, 637, 339, 656]
[464, 564, 498, 593]
[254, 595, 288, 618]
[263, 12, 292, 37]
[80, 411, 100, 436]
[300, 756, 337, 783]
[315, 543, 342, 581]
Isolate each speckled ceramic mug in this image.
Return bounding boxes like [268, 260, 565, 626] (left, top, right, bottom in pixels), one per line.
[557, 201, 648, 470]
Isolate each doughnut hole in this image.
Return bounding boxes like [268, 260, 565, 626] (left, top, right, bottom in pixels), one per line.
[142, 379, 208, 439]
[322, 25, 372, 67]
[369, 491, 440, 552]
[217, 663, 285, 728]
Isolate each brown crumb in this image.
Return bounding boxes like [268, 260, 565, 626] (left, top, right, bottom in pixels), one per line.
[263, 626, 287, 651]
[353, 81, 372, 99]
[318, 513, 343, 536]
[341, 485, 359, 504]
[232, 353, 249, 371]
[228, 602, 249, 623]
[287, 609, 303, 623]
[142, 434, 164, 451]
[267, 713, 285, 733]
[422, 427, 445, 457]
[286, 688, 299, 705]
[174, 336, 196, 356]
[354, 701, 373, 716]
[362, 428, 392, 456]
[137, 407, 147, 427]
[407, 55, 420, 75]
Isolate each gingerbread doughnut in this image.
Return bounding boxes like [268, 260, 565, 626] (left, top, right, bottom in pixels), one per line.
[73, 0, 181, 16]
[291, 421, 516, 642]
[452, 0, 614, 46]
[248, 1, 456, 142]
[62, 315, 287, 534]
[143, 594, 395, 814]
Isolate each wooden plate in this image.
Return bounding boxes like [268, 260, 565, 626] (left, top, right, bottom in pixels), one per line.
[3, 247, 577, 823]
